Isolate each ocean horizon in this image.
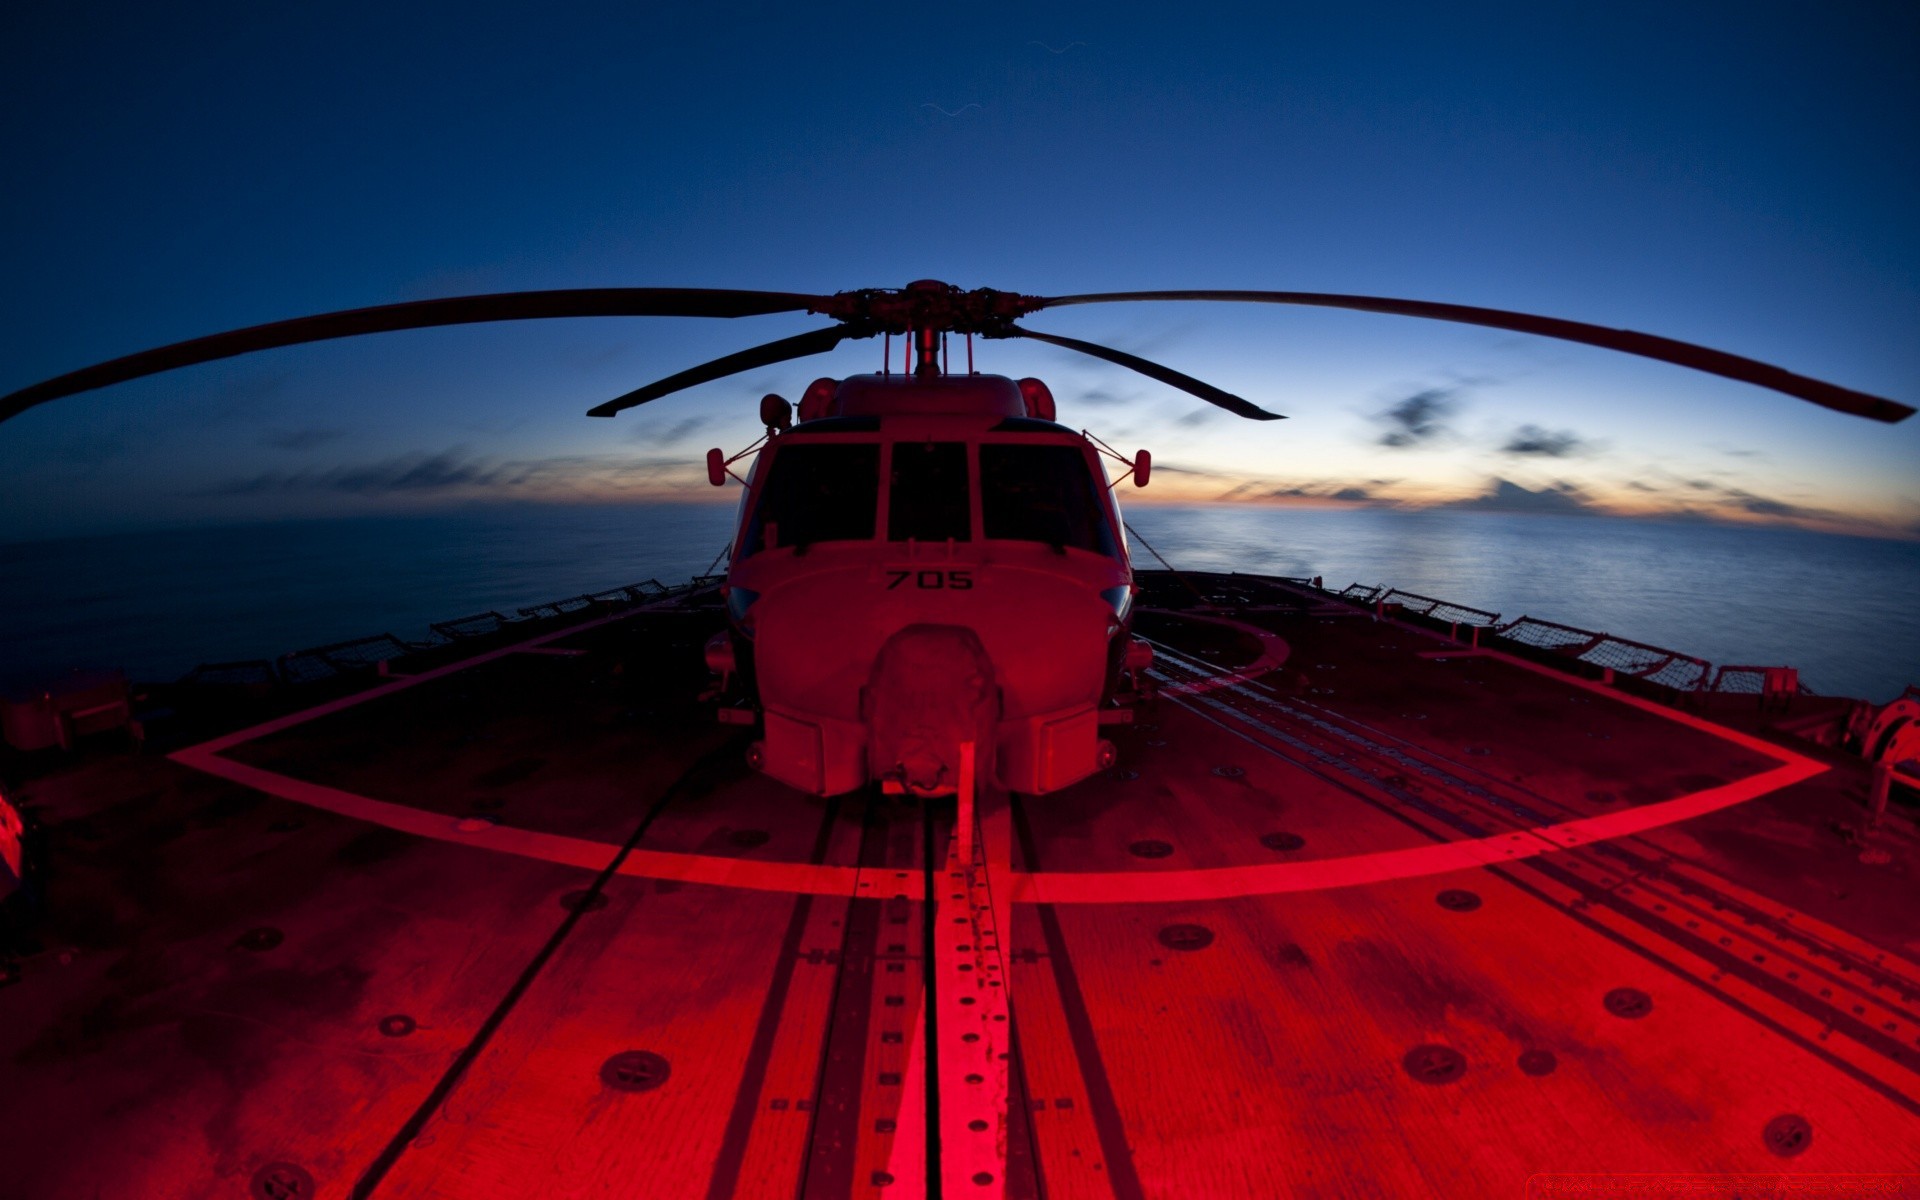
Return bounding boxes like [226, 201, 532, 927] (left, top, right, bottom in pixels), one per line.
[2, 502, 1914, 703]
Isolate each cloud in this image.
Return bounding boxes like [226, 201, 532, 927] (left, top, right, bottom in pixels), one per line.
[1500, 424, 1588, 457]
[628, 415, 713, 446]
[1075, 388, 1135, 408]
[193, 447, 708, 500]
[1259, 481, 1375, 502]
[1375, 387, 1457, 448]
[1173, 408, 1219, 428]
[1720, 487, 1816, 520]
[260, 427, 348, 451]
[1445, 477, 1596, 515]
[1625, 479, 1658, 492]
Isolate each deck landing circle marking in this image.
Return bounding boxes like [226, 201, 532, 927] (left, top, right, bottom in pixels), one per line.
[167, 602, 1830, 907]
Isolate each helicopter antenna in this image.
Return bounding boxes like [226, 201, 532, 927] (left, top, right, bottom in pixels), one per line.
[1122, 519, 1211, 607]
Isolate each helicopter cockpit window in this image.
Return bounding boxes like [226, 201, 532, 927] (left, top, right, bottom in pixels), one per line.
[980, 444, 1120, 557]
[888, 442, 971, 542]
[739, 442, 880, 557]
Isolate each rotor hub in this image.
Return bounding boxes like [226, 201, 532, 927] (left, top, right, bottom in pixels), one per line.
[811, 282, 1046, 336]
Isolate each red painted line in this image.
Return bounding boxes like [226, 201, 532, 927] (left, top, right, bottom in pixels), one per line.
[172, 710, 1825, 907]
[170, 746, 868, 897]
[1006, 753, 1825, 907]
[169, 595, 1830, 909]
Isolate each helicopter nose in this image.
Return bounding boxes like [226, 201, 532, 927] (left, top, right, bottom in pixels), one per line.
[864, 624, 999, 797]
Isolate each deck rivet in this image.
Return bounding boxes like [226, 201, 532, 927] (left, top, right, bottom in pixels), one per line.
[1763, 1113, 1812, 1157]
[600, 1050, 670, 1092]
[1517, 1049, 1557, 1076]
[250, 1162, 315, 1199]
[1437, 889, 1483, 912]
[1603, 987, 1653, 1019]
[1211, 765, 1245, 778]
[1402, 1044, 1467, 1085]
[1128, 839, 1173, 859]
[1261, 832, 1305, 852]
[1158, 923, 1215, 951]
[560, 890, 609, 913]
[236, 927, 283, 952]
[378, 1014, 417, 1038]
[729, 828, 771, 848]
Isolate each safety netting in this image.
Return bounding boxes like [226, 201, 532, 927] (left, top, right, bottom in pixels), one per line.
[431, 611, 521, 640]
[1376, 588, 1501, 628]
[1494, 617, 1711, 692]
[1315, 580, 1739, 696]
[278, 633, 420, 685]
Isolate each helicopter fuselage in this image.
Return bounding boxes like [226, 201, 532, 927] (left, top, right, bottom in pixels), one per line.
[715, 372, 1141, 797]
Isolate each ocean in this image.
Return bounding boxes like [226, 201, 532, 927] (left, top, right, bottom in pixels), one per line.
[2, 503, 1914, 702]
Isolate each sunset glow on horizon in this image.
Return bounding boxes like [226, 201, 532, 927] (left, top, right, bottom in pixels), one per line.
[2, 4, 1914, 542]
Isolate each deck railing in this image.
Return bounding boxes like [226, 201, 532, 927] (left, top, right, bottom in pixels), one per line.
[179, 577, 716, 689]
[1308, 578, 1798, 698]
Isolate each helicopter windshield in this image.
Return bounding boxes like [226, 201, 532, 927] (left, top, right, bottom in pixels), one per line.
[980, 443, 1120, 557]
[889, 442, 971, 542]
[739, 442, 880, 556]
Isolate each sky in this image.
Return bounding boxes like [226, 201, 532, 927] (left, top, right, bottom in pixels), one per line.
[1, 1, 1916, 541]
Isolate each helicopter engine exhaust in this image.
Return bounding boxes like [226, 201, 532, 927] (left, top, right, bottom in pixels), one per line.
[863, 625, 999, 797]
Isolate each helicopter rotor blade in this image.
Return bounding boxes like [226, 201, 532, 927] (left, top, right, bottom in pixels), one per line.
[998, 325, 1285, 421]
[1035, 290, 1913, 424]
[0, 288, 828, 427]
[587, 325, 860, 417]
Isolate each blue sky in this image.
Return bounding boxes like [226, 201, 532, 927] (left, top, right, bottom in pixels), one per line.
[2, 1, 1915, 540]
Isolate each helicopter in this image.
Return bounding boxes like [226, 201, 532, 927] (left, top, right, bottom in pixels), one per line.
[2, 279, 1911, 798]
